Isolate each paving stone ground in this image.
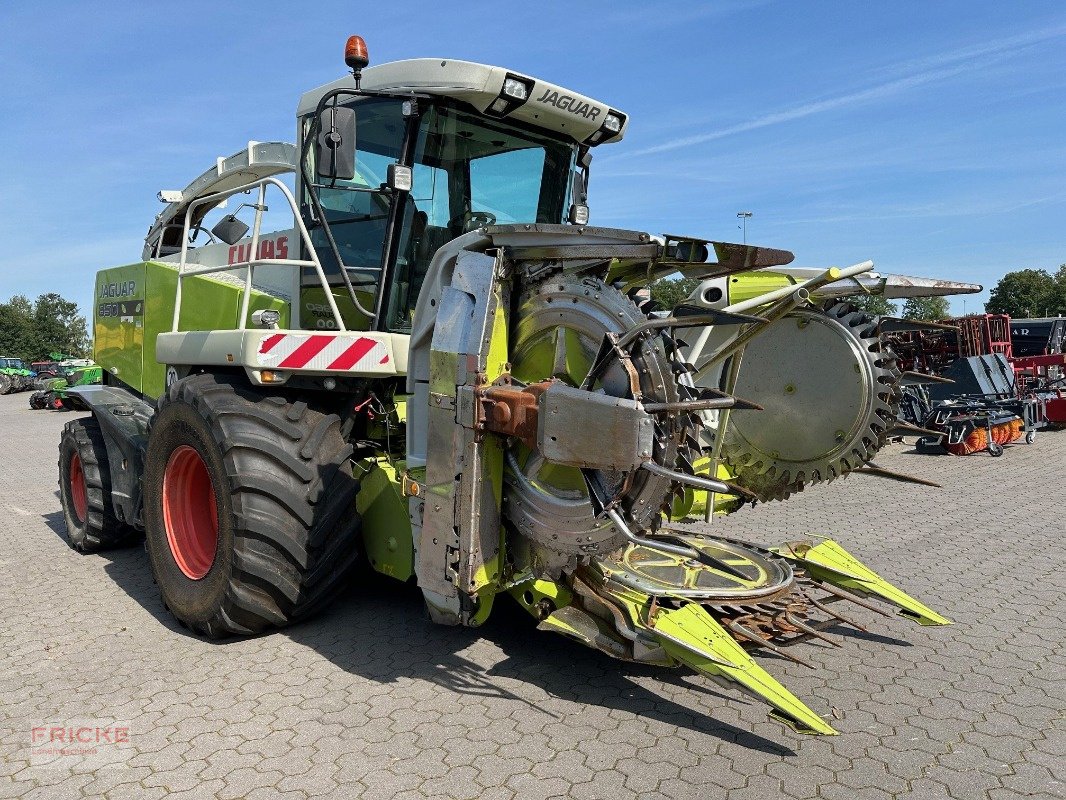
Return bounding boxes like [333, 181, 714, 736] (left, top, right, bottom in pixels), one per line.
[0, 391, 1063, 799]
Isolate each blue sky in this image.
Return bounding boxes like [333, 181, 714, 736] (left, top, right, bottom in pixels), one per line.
[1, 1, 1063, 318]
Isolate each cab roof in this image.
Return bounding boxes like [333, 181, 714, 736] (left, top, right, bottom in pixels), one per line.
[297, 58, 628, 146]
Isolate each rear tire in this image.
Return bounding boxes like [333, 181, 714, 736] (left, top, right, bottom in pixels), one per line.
[59, 418, 133, 552]
[143, 374, 362, 638]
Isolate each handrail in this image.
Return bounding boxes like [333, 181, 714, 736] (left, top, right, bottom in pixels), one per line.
[172, 176, 347, 332]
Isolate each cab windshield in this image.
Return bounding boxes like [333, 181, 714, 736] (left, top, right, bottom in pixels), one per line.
[303, 98, 577, 331]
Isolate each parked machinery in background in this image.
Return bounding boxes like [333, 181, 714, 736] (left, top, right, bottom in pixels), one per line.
[909, 355, 1033, 456]
[884, 313, 1066, 454]
[29, 365, 103, 411]
[0, 358, 37, 395]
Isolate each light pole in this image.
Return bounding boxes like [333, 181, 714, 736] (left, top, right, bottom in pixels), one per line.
[737, 211, 753, 245]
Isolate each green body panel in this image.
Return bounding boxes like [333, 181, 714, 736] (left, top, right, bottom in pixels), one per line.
[519, 571, 837, 734]
[726, 271, 799, 306]
[772, 539, 953, 626]
[355, 458, 415, 581]
[300, 285, 373, 332]
[670, 457, 742, 519]
[508, 576, 574, 617]
[652, 603, 837, 735]
[93, 261, 289, 399]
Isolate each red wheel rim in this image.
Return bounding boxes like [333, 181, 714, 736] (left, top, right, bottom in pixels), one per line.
[52, 397, 63, 409]
[162, 445, 219, 579]
[69, 452, 88, 524]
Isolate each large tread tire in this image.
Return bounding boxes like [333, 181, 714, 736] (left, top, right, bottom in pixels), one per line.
[59, 418, 134, 552]
[0, 374, 11, 395]
[143, 374, 363, 638]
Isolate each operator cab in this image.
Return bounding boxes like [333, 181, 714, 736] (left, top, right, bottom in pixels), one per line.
[295, 39, 628, 334]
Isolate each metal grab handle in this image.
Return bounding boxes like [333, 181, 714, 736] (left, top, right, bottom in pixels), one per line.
[172, 176, 347, 333]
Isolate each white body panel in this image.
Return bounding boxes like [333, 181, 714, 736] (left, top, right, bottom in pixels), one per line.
[298, 59, 627, 144]
[158, 228, 300, 320]
[157, 329, 409, 385]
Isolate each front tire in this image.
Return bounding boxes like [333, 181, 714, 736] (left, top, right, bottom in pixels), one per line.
[142, 374, 362, 638]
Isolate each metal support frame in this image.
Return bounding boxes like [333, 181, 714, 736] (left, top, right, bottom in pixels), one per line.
[172, 176, 346, 333]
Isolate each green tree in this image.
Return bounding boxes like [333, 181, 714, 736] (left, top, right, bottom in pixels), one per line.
[0, 293, 90, 363]
[901, 296, 950, 321]
[846, 293, 898, 317]
[648, 276, 700, 311]
[33, 293, 90, 358]
[986, 269, 1056, 318]
[1049, 263, 1066, 317]
[0, 295, 37, 362]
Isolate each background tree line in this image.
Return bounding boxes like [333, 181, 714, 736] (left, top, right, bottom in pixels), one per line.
[985, 265, 1066, 318]
[0, 293, 90, 363]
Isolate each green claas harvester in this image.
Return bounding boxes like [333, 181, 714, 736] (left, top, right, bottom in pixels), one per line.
[60, 37, 962, 736]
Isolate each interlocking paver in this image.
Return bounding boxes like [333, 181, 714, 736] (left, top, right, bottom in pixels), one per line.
[0, 392, 1063, 799]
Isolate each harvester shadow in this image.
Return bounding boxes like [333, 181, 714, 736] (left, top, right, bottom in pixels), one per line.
[42, 508, 68, 540]
[60, 501, 792, 753]
[43, 505, 186, 634]
[825, 623, 912, 647]
[286, 576, 795, 755]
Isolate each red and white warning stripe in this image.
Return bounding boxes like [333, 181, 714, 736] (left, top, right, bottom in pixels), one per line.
[256, 333, 391, 371]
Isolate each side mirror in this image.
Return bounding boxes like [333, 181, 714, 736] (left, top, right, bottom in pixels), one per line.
[211, 214, 250, 245]
[316, 105, 356, 180]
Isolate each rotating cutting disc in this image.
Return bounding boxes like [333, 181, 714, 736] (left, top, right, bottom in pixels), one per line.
[503, 276, 695, 558]
[591, 534, 795, 601]
[721, 303, 900, 501]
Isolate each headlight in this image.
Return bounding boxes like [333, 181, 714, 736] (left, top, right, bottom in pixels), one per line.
[503, 77, 529, 100]
[584, 109, 627, 145]
[251, 309, 281, 329]
[487, 74, 534, 118]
